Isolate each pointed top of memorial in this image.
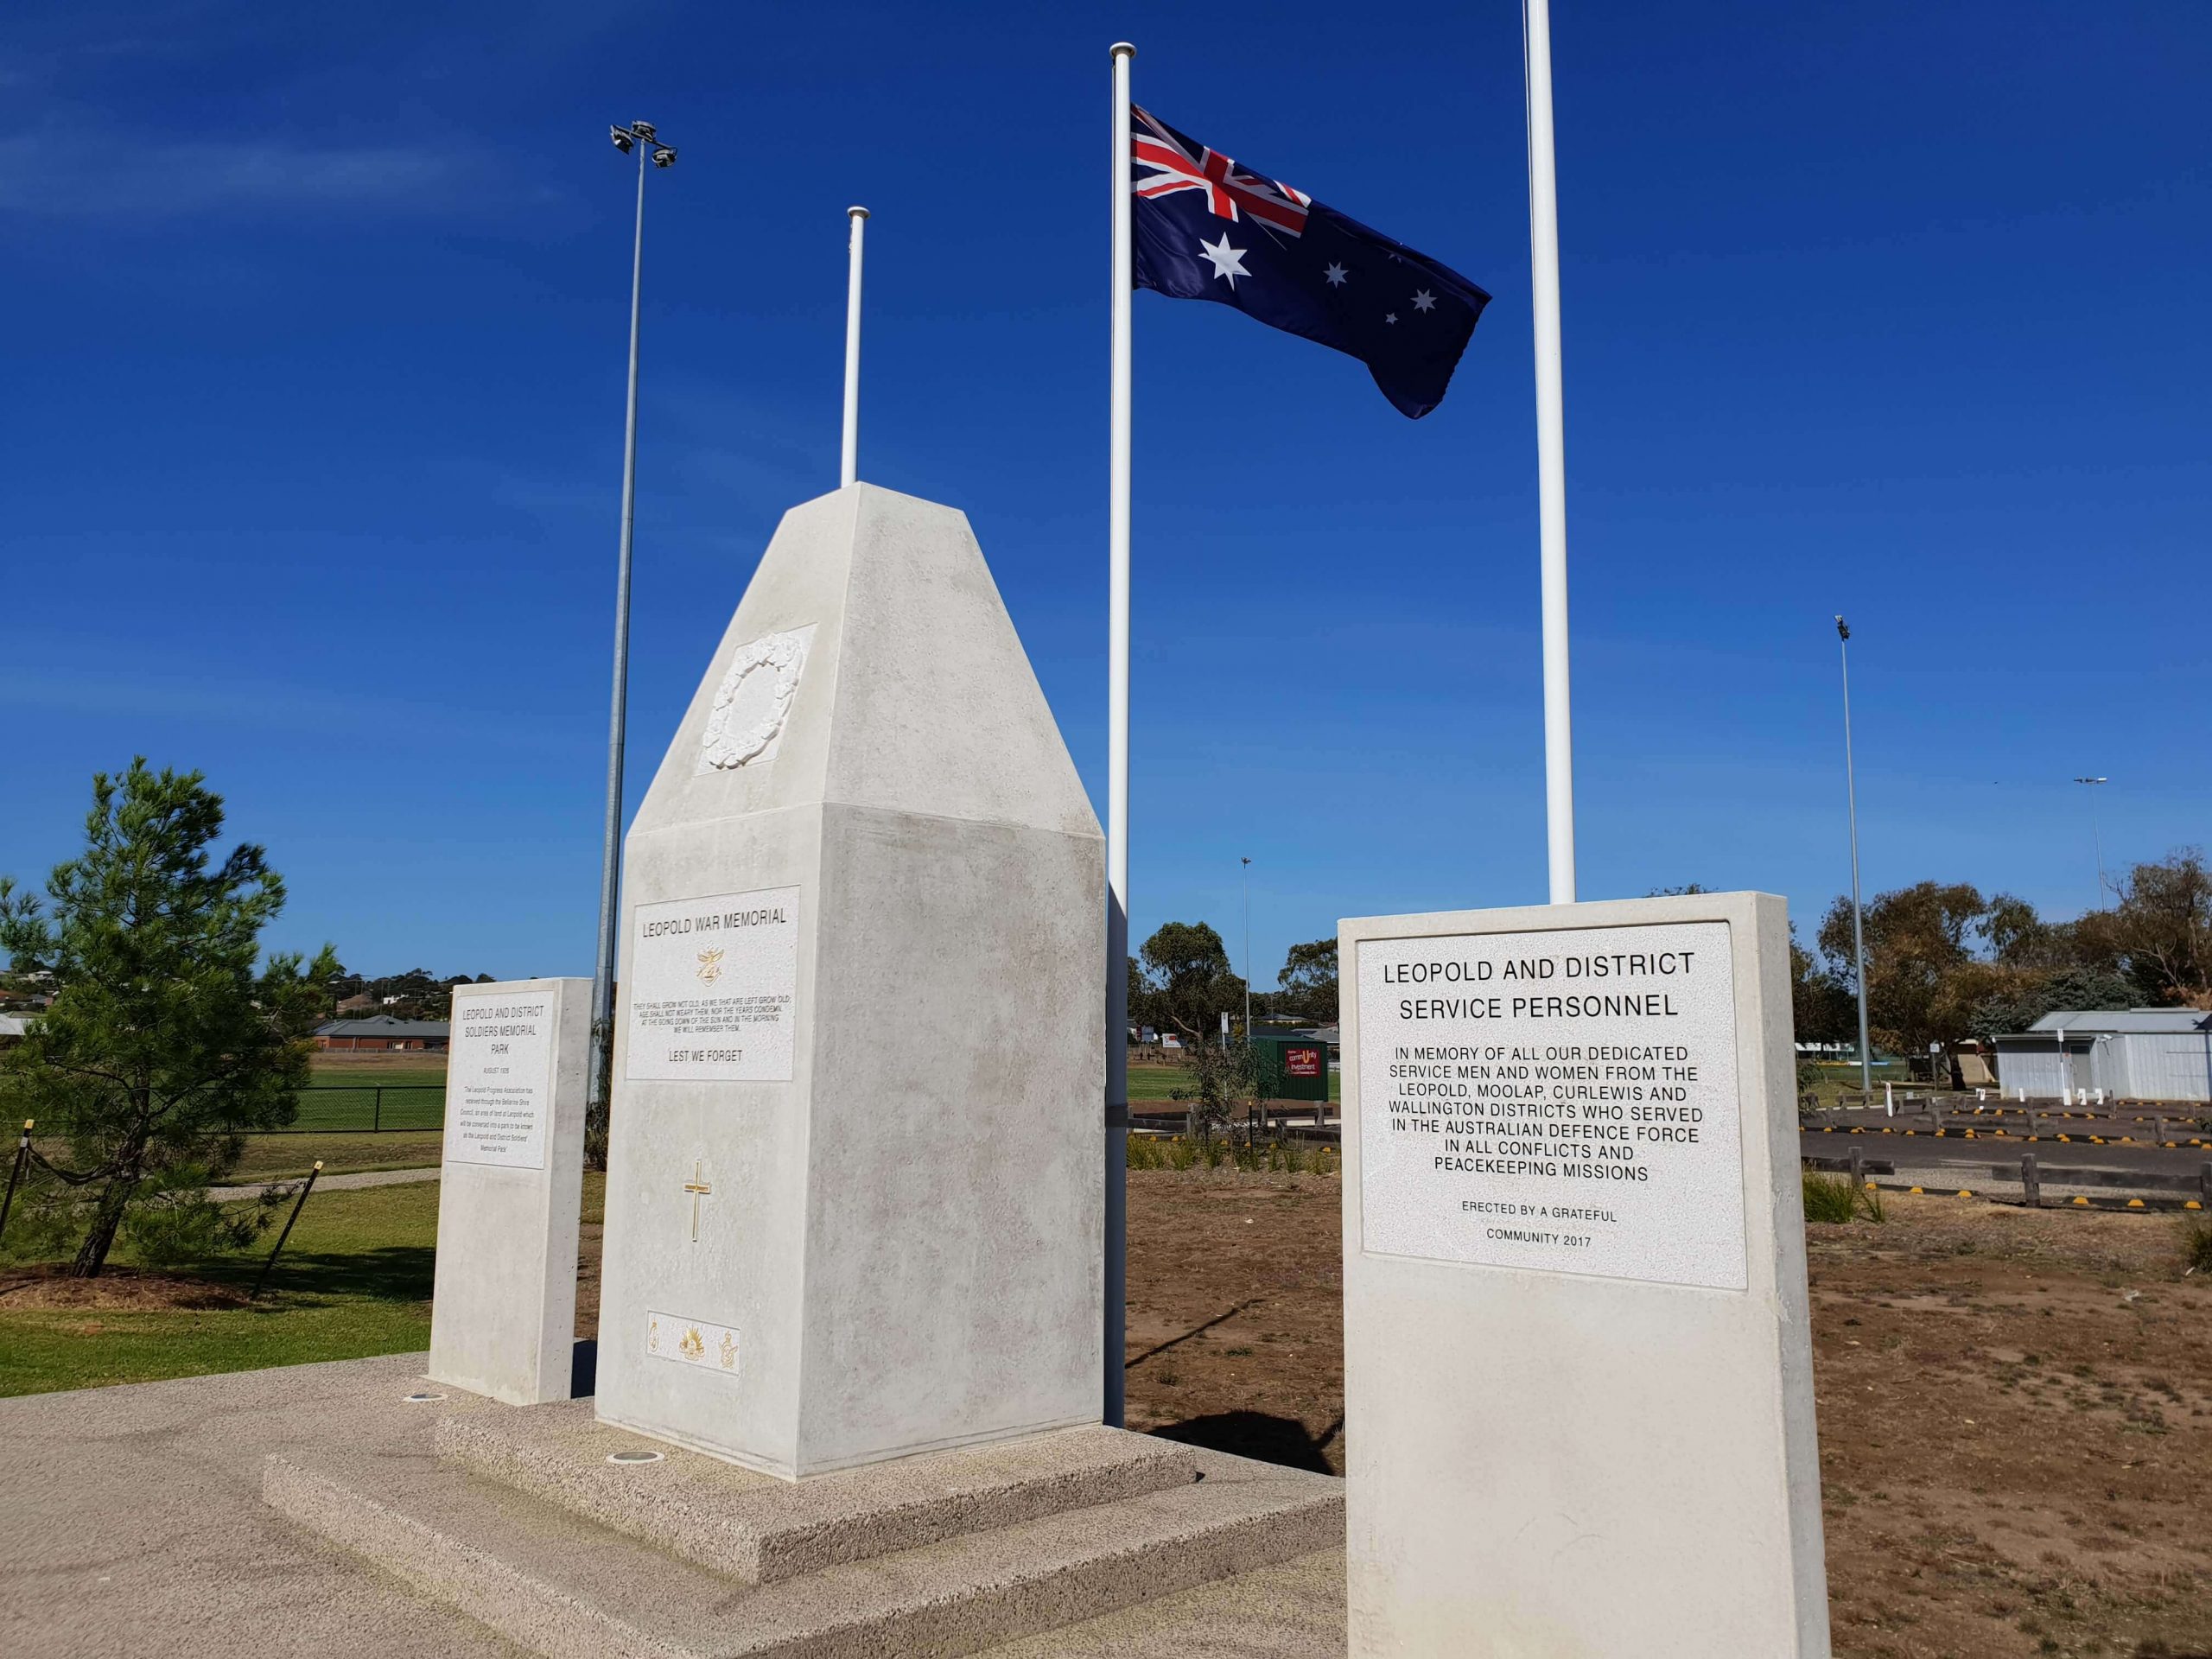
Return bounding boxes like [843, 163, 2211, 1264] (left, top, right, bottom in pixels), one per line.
[632, 483, 1097, 845]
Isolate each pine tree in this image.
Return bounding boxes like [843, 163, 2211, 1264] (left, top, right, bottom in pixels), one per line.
[0, 760, 337, 1277]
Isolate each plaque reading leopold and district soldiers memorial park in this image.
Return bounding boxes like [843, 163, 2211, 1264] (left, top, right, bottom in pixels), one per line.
[625, 886, 800, 1082]
[447, 988, 558, 1169]
[1357, 918, 1748, 1291]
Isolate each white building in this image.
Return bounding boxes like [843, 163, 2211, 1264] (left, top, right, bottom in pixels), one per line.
[1993, 1008, 2212, 1103]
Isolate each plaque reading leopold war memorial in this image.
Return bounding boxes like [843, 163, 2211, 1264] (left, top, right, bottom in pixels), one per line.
[626, 886, 800, 1083]
[1357, 918, 1747, 1291]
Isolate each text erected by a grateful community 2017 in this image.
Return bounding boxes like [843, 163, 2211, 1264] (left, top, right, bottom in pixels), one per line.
[1357, 921, 1748, 1291]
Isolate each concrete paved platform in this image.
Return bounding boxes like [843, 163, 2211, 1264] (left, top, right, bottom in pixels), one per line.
[0, 1354, 1348, 1659]
[268, 1421, 1342, 1656]
[436, 1402, 1202, 1583]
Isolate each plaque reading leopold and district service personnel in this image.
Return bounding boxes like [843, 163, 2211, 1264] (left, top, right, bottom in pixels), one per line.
[626, 887, 799, 1082]
[447, 990, 557, 1169]
[1357, 920, 1748, 1291]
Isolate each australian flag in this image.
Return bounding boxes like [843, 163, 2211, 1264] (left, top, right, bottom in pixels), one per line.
[1131, 107, 1489, 419]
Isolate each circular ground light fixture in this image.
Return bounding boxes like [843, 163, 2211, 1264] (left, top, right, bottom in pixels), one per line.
[607, 1449, 665, 1465]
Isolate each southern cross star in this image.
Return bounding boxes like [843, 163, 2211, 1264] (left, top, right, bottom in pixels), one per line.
[1412, 289, 1437, 312]
[1198, 232, 1251, 288]
[1324, 262, 1349, 287]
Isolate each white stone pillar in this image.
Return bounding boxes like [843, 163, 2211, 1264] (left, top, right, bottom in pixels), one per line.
[429, 977, 590, 1405]
[1341, 892, 1829, 1656]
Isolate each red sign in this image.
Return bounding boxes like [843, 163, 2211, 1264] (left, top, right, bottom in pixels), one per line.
[1285, 1046, 1321, 1077]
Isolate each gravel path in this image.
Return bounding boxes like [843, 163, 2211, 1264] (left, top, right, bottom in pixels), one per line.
[208, 1166, 439, 1202]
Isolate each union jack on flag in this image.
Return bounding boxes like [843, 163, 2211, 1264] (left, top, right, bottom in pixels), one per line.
[1133, 110, 1311, 236]
[1128, 105, 1489, 419]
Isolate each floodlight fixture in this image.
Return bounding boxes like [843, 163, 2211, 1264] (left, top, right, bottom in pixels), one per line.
[610, 124, 634, 152]
[1834, 614, 1850, 641]
[631, 119, 657, 140]
[652, 146, 677, 168]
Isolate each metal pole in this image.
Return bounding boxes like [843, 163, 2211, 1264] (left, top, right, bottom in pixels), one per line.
[842, 207, 868, 487]
[2075, 778, 2108, 908]
[1242, 855, 1252, 1041]
[1103, 40, 1136, 1429]
[0, 1120, 32, 1239]
[1523, 0, 1575, 905]
[588, 135, 651, 1138]
[1838, 617, 1872, 1093]
[251, 1161, 323, 1301]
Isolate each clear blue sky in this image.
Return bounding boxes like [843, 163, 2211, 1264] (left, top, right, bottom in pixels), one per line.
[4, 2, 2207, 986]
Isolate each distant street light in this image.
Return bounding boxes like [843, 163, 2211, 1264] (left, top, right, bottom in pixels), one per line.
[1241, 856, 1253, 1043]
[1835, 617, 1872, 1093]
[2074, 777, 2109, 909]
[588, 119, 680, 1149]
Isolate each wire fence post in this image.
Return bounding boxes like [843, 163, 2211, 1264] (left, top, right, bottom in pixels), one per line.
[251, 1161, 324, 1301]
[0, 1119, 32, 1241]
[373, 1086, 382, 1135]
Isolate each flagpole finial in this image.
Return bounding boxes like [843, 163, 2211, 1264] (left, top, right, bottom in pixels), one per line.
[1110, 41, 1135, 60]
[847, 205, 869, 220]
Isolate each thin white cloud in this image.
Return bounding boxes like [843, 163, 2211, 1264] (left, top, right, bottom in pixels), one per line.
[0, 131, 464, 219]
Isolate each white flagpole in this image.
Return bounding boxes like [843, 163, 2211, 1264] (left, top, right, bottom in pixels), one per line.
[1103, 39, 1135, 1428]
[1523, 0, 1576, 903]
[842, 206, 868, 487]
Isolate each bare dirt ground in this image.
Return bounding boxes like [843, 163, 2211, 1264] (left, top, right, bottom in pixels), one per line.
[1112, 1171, 2212, 1659]
[567, 1171, 2209, 1655]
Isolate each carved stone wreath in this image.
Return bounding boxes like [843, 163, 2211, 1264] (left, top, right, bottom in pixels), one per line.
[698, 627, 810, 772]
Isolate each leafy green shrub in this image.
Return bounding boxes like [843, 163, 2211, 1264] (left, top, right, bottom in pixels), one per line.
[2183, 1217, 2212, 1276]
[120, 1178, 276, 1269]
[1802, 1171, 1857, 1224]
[1802, 1168, 1885, 1224]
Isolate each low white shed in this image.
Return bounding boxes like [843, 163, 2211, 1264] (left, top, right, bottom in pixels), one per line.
[1993, 1008, 2212, 1103]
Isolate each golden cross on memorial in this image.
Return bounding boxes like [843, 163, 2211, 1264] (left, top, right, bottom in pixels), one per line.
[683, 1160, 713, 1243]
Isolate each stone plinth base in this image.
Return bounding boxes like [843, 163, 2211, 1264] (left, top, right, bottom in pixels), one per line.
[262, 1396, 1343, 1659]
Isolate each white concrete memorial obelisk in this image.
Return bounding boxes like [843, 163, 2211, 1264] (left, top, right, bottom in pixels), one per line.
[594, 483, 1104, 1479]
[429, 976, 590, 1406]
[1340, 891, 1829, 1656]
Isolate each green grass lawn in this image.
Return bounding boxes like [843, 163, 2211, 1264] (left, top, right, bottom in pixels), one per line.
[0, 1179, 439, 1396]
[1126, 1060, 1341, 1104]
[226, 1131, 447, 1182]
[0, 1174, 607, 1398]
[27, 1129, 448, 1186]
[290, 1077, 447, 1131]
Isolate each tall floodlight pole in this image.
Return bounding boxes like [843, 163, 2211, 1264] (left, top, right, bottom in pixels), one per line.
[842, 207, 868, 486]
[1242, 855, 1253, 1040]
[588, 120, 678, 1151]
[1836, 616, 1872, 1092]
[2073, 777, 2108, 907]
[1103, 41, 1136, 1428]
[1524, 0, 1576, 904]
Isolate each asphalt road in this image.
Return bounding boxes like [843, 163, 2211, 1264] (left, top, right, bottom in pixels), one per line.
[1802, 1120, 2211, 1192]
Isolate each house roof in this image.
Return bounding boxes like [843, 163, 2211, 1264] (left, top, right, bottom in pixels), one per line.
[315, 1016, 450, 1039]
[2029, 1008, 2212, 1036]
[0, 1014, 27, 1038]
